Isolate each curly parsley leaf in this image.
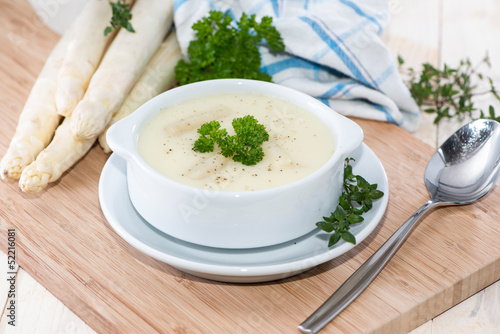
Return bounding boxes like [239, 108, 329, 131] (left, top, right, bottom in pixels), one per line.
[229, 115, 269, 165]
[193, 115, 269, 166]
[317, 158, 384, 247]
[192, 121, 228, 153]
[104, 1, 135, 36]
[175, 10, 285, 85]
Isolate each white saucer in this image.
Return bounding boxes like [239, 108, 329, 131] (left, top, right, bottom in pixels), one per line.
[98, 143, 388, 283]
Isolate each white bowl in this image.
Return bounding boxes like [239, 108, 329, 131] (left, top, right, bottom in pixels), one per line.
[107, 79, 363, 249]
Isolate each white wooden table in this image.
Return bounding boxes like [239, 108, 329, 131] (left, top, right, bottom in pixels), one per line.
[1, 0, 499, 333]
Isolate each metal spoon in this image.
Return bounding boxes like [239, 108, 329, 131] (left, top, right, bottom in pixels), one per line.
[299, 119, 500, 333]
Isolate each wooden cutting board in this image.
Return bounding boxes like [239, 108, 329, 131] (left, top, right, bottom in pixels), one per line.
[1, 1, 499, 333]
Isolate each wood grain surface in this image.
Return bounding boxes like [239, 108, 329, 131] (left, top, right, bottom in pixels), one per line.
[1, 1, 500, 333]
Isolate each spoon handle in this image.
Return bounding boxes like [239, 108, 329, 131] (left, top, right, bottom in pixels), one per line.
[298, 200, 438, 334]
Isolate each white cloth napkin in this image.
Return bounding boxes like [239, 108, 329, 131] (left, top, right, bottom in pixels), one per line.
[174, 0, 420, 132]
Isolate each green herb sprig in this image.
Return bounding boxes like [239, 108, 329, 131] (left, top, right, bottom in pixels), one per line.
[104, 1, 135, 36]
[317, 158, 384, 247]
[193, 115, 269, 166]
[175, 10, 285, 85]
[399, 54, 500, 124]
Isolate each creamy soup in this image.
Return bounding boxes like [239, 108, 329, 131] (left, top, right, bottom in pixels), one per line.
[137, 93, 335, 191]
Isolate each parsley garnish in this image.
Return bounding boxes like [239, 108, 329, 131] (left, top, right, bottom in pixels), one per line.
[399, 53, 500, 124]
[317, 158, 384, 247]
[193, 115, 269, 166]
[175, 10, 285, 85]
[104, 1, 135, 36]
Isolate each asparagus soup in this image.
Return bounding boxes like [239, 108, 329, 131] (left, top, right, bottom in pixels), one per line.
[137, 93, 335, 191]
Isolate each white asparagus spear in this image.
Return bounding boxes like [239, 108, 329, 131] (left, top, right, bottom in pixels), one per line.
[19, 118, 95, 194]
[55, 0, 135, 117]
[266, 140, 295, 168]
[186, 153, 231, 180]
[98, 31, 181, 153]
[71, 0, 174, 140]
[0, 23, 79, 181]
[167, 106, 232, 137]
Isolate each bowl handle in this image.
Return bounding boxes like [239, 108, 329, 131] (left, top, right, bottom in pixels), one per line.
[106, 118, 136, 161]
[338, 118, 364, 156]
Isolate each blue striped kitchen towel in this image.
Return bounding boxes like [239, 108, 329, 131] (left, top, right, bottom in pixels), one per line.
[174, 0, 420, 131]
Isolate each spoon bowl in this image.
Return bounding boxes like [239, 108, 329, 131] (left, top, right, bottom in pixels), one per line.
[299, 119, 500, 333]
[425, 119, 500, 204]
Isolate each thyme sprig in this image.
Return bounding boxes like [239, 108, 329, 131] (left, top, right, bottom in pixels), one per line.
[317, 158, 384, 247]
[399, 54, 500, 124]
[104, 1, 135, 36]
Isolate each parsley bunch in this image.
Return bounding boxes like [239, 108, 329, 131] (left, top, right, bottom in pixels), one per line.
[399, 54, 500, 124]
[175, 11, 285, 85]
[193, 115, 269, 166]
[317, 158, 384, 247]
[104, 1, 135, 36]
